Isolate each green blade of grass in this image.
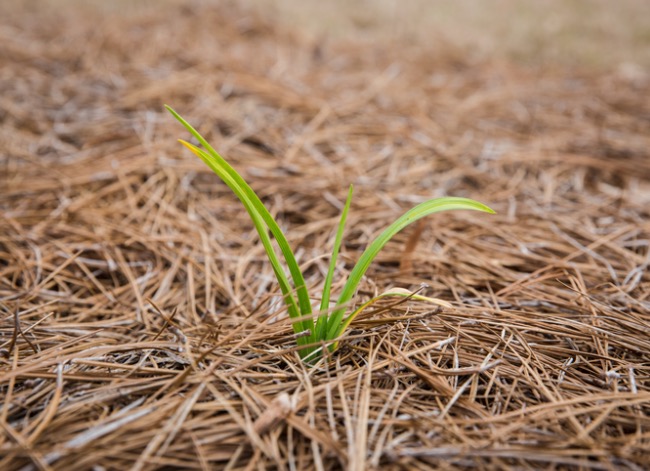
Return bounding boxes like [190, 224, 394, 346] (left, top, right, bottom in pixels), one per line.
[314, 185, 354, 343]
[326, 197, 495, 341]
[178, 141, 309, 340]
[166, 106, 314, 336]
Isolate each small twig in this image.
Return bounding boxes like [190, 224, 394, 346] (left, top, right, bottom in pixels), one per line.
[147, 298, 179, 342]
[6, 303, 38, 356]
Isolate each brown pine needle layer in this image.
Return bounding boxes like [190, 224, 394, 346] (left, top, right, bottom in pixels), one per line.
[1, 2, 649, 470]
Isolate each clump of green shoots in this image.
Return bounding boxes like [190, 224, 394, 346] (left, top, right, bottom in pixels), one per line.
[166, 105, 495, 362]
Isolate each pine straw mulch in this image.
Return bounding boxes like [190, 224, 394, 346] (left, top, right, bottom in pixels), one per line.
[1, 2, 650, 470]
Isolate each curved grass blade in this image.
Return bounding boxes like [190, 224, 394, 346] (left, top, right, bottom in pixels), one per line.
[326, 197, 495, 341]
[314, 185, 354, 343]
[166, 106, 314, 336]
[179, 141, 310, 340]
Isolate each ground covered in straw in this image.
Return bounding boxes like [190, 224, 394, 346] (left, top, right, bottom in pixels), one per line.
[1, 2, 649, 470]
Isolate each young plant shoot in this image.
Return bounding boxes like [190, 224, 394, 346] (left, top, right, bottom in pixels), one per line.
[166, 105, 495, 362]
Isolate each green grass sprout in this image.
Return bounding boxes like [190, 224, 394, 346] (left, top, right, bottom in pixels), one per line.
[165, 105, 495, 361]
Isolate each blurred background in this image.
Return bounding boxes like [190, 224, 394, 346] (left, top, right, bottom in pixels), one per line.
[16, 0, 650, 69]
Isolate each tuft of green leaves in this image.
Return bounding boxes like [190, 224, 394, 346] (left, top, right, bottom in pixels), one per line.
[166, 105, 495, 362]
